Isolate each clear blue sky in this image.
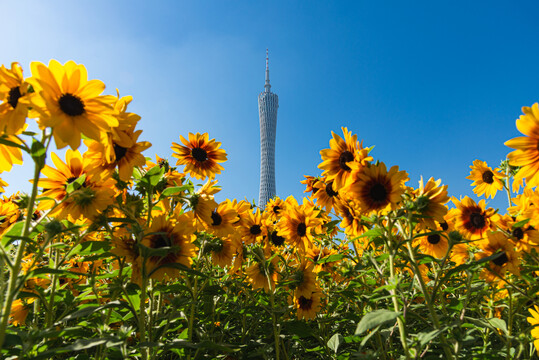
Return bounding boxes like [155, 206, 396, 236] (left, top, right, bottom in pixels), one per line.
[2, 1, 539, 211]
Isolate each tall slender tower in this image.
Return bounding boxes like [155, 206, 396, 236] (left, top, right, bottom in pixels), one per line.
[258, 49, 279, 207]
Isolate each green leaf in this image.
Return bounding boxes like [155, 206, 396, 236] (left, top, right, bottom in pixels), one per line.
[359, 228, 383, 239]
[328, 333, 344, 354]
[417, 329, 445, 346]
[318, 254, 345, 264]
[71, 241, 111, 256]
[487, 318, 508, 335]
[160, 185, 190, 197]
[512, 218, 530, 228]
[355, 309, 400, 335]
[65, 174, 87, 194]
[30, 138, 46, 166]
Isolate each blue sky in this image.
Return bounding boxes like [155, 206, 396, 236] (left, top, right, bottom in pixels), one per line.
[2, 1, 539, 211]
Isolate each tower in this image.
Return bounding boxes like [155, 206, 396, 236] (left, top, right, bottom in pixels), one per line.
[258, 49, 279, 207]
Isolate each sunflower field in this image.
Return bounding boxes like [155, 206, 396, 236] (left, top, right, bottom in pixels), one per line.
[0, 60, 538, 360]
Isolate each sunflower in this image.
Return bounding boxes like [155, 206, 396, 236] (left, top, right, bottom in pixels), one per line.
[0, 62, 29, 135]
[527, 305, 539, 355]
[415, 225, 449, 259]
[449, 243, 470, 266]
[466, 160, 504, 199]
[141, 212, 197, 281]
[171, 132, 227, 180]
[145, 155, 185, 188]
[306, 246, 340, 274]
[312, 180, 340, 212]
[334, 199, 368, 239]
[245, 256, 279, 292]
[238, 208, 266, 244]
[204, 200, 239, 238]
[505, 103, 539, 187]
[84, 127, 151, 181]
[506, 216, 539, 253]
[413, 177, 449, 229]
[475, 231, 520, 283]
[9, 299, 31, 326]
[264, 196, 286, 222]
[207, 235, 238, 268]
[0, 197, 20, 237]
[449, 197, 497, 240]
[349, 162, 409, 214]
[110, 227, 139, 264]
[289, 260, 317, 298]
[300, 175, 321, 196]
[0, 133, 23, 173]
[276, 197, 322, 251]
[37, 150, 115, 221]
[318, 127, 372, 191]
[294, 290, 321, 321]
[28, 60, 118, 150]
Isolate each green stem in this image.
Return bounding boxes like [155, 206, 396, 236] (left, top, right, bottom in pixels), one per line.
[388, 252, 410, 360]
[0, 134, 49, 350]
[405, 241, 454, 360]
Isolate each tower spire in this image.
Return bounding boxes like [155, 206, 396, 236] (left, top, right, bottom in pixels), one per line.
[265, 48, 271, 92]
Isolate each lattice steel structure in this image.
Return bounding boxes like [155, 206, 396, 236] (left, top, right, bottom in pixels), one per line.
[258, 49, 279, 207]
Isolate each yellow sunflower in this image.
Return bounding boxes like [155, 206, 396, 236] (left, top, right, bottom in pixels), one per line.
[311, 180, 340, 213]
[506, 216, 539, 253]
[318, 127, 372, 191]
[28, 60, 117, 149]
[466, 160, 504, 199]
[264, 196, 286, 222]
[84, 127, 151, 181]
[238, 208, 266, 245]
[0, 62, 29, 135]
[413, 177, 449, 229]
[276, 197, 322, 251]
[293, 290, 321, 321]
[505, 103, 539, 187]
[527, 305, 539, 355]
[204, 200, 239, 238]
[415, 225, 449, 259]
[141, 212, 197, 281]
[171, 132, 227, 180]
[475, 231, 520, 283]
[449, 197, 497, 240]
[245, 256, 279, 292]
[349, 162, 409, 214]
[289, 260, 317, 298]
[207, 235, 239, 268]
[0, 197, 20, 237]
[0, 133, 23, 173]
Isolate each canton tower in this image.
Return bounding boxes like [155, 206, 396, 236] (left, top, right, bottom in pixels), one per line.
[258, 49, 279, 206]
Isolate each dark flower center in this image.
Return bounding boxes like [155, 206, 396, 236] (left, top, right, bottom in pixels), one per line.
[325, 182, 338, 197]
[298, 296, 313, 309]
[191, 147, 208, 162]
[58, 93, 85, 116]
[427, 234, 441, 244]
[369, 183, 388, 202]
[270, 231, 285, 246]
[512, 227, 524, 240]
[273, 206, 281, 214]
[338, 151, 354, 171]
[482, 170, 494, 184]
[297, 222, 307, 237]
[440, 222, 449, 231]
[113, 144, 128, 161]
[249, 224, 262, 235]
[211, 210, 223, 226]
[8, 87, 22, 109]
[469, 212, 486, 229]
[152, 234, 170, 249]
[492, 252, 509, 266]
